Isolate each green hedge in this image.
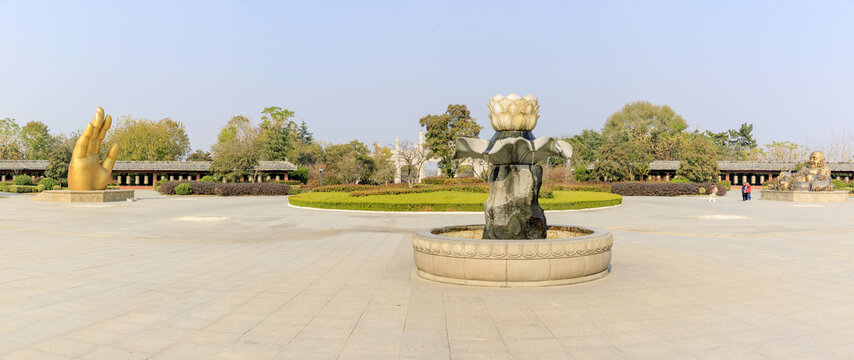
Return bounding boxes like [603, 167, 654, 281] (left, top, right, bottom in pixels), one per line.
[420, 177, 485, 185]
[289, 190, 621, 212]
[611, 182, 729, 196]
[544, 183, 611, 193]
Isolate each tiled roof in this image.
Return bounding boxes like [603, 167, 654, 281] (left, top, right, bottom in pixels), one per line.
[649, 160, 854, 172]
[0, 160, 48, 170]
[0, 160, 297, 172]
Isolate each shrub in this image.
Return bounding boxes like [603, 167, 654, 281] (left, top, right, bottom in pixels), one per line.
[155, 178, 169, 190]
[8, 185, 40, 193]
[36, 184, 45, 192]
[574, 165, 591, 182]
[174, 183, 193, 195]
[669, 176, 692, 183]
[52, 185, 61, 190]
[832, 179, 847, 189]
[200, 175, 217, 183]
[13, 175, 33, 185]
[38, 178, 58, 191]
[158, 181, 292, 196]
[270, 179, 302, 185]
[290, 167, 309, 184]
[720, 181, 732, 189]
[611, 182, 729, 196]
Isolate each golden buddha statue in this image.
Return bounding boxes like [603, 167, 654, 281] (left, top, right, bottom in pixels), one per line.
[778, 151, 834, 191]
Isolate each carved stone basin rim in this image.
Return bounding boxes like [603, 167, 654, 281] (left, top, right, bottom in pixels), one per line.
[412, 224, 613, 287]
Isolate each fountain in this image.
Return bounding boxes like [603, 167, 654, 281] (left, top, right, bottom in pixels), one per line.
[412, 94, 613, 287]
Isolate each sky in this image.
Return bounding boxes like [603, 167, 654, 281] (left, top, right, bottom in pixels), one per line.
[2, 0, 853, 153]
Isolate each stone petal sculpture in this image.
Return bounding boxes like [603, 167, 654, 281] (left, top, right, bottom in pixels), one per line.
[453, 94, 572, 239]
[68, 107, 121, 190]
[454, 136, 573, 165]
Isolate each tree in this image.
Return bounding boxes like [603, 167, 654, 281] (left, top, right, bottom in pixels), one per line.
[370, 143, 396, 185]
[593, 139, 650, 182]
[676, 135, 719, 182]
[44, 133, 77, 181]
[210, 116, 259, 182]
[323, 140, 374, 184]
[564, 129, 604, 165]
[396, 140, 429, 187]
[290, 140, 323, 166]
[19, 121, 56, 160]
[0, 117, 21, 160]
[186, 149, 212, 161]
[706, 123, 757, 160]
[104, 116, 191, 161]
[602, 101, 688, 160]
[749, 141, 809, 163]
[419, 104, 482, 177]
[258, 106, 297, 161]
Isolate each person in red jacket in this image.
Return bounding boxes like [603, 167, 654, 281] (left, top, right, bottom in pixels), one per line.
[745, 182, 752, 201]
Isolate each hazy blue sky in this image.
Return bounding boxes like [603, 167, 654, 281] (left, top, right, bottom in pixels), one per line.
[2, 0, 853, 152]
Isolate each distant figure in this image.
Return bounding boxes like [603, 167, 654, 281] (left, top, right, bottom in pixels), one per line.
[741, 184, 747, 201]
[746, 183, 752, 201]
[708, 185, 717, 203]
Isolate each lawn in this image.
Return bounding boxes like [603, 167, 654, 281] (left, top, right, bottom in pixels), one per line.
[288, 190, 622, 212]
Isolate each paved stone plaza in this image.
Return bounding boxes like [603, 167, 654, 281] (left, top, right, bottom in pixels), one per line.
[2, 190, 854, 359]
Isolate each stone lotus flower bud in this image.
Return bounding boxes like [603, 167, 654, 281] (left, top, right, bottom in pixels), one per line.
[488, 94, 539, 131]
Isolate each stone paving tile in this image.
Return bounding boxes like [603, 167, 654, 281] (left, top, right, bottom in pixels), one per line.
[31, 337, 99, 358]
[3, 191, 854, 358]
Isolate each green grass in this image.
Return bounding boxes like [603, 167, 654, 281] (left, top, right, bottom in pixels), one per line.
[288, 190, 622, 212]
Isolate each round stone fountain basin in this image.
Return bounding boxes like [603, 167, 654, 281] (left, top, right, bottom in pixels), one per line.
[412, 225, 612, 287]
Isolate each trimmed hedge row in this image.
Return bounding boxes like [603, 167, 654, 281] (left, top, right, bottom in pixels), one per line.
[420, 177, 485, 185]
[158, 181, 291, 196]
[0, 183, 43, 193]
[544, 183, 612, 193]
[288, 190, 620, 212]
[347, 183, 555, 198]
[611, 182, 729, 196]
[310, 184, 400, 193]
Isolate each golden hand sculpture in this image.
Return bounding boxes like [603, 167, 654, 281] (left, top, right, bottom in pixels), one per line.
[68, 107, 120, 190]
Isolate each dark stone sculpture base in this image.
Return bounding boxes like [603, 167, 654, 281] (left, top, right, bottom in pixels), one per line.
[483, 164, 547, 239]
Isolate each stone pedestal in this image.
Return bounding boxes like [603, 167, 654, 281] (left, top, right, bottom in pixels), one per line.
[760, 190, 848, 203]
[32, 190, 135, 203]
[483, 164, 547, 239]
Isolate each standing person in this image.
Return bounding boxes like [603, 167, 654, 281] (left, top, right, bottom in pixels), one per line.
[741, 183, 747, 201]
[746, 182, 752, 201]
[709, 184, 717, 202]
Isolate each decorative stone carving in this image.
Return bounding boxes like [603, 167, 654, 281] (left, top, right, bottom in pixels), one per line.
[488, 94, 539, 131]
[412, 225, 613, 286]
[483, 164, 547, 239]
